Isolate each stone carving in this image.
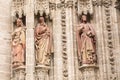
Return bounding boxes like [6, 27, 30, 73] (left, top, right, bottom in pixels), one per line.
[35, 66, 50, 80]
[12, 18, 26, 68]
[12, 0, 26, 17]
[102, 0, 112, 8]
[35, 0, 49, 16]
[92, 0, 112, 7]
[35, 16, 52, 66]
[12, 67, 25, 80]
[77, 0, 93, 15]
[115, 0, 120, 10]
[57, 1, 74, 79]
[103, 1, 117, 79]
[49, 3, 56, 10]
[56, 1, 73, 9]
[61, 9, 68, 80]
[76, 14, 97, 66]
[92, 0, 102, 6]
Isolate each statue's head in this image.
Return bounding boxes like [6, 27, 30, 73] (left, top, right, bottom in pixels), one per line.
[39, 16, 45, 23]
[81, 14, 87, 23]
[16, 18, 23, 27]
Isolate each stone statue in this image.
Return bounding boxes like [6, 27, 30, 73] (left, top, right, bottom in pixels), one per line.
[12, 18, 26, 68]
[76, 14, 97, 66]
[35, 16, 52, 66]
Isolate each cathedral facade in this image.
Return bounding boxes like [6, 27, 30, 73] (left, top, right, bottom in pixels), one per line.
[0, 0, 120, 80]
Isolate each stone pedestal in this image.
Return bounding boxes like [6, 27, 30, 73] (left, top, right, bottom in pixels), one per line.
[35, 65, 50, 80]
[12, 66, 25, 80]
[79, 65, 99, 80]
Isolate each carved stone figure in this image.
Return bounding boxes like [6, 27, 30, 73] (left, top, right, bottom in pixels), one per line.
[76, 14, 97, 66]
[12, 18, 26, 68]
[35, 16, 52, 66]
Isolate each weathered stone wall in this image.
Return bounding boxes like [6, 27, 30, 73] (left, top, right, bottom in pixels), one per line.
[0, 0, 11, 80]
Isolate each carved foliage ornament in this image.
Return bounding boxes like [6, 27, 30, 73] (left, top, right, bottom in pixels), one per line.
[104, 1, 116, 80]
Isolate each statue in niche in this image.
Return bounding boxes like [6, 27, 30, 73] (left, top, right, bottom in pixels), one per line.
[12, 18, 26, 68]
[35, 16, 52, 66]
[76, 14, 97, 66]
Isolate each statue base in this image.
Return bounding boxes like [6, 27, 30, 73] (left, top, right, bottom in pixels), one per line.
[35, 65, 50, 80]
[11, 66, 25, 80]
[79, 65, 99, 80]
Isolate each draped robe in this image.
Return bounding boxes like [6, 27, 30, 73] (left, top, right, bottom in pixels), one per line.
[76, 23, 97, 65]
[12, 26, 26, 67]
[35, 23, 52, 66]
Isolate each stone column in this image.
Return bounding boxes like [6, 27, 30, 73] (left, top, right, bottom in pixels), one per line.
[93, 1, 106, 80]
[0, 0, 11, 80]
[114, 1, 120, 79]
[53, 1, 63, 80]
[72, 0, 79, 80]
[98, 0, 118, 80]
[26, 0, 35, 80]
[53, 0, 75, 80]
[111, 0, 120, 80]
[66, 1, 75, 80]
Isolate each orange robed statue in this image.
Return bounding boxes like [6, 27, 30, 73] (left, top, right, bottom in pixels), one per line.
[12, 18, 26, 68]
[76, 14, 97, 66]
[35, 16, 52, 66]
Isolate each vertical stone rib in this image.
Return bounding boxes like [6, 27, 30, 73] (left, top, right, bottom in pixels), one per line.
[102, 0, 117, 80]
[53, 8, 63, 80]
[26, 0, 35, 80]
[93, 1, 107, 80]
[66, 1, 75, 80]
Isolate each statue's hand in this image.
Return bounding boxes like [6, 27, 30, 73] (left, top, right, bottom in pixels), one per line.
[87, 31, 92, 37]
[79, 26, 84, 30]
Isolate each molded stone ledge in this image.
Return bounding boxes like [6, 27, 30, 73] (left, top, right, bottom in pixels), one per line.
[12, 66, 25, 71]
[79, 65, 99, 70]
[35, 65, 50, 69]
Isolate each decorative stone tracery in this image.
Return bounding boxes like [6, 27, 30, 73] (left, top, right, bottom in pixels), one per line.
[103, 1, 117, 80]
[35, 0, 50, 16]
[12, 0, 26, 17]
[61, 9, 68, 80]
[77, 0, 93, 15]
